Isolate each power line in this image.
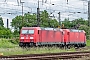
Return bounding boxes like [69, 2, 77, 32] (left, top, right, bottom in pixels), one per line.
[0, 0, 87, 20]
[0, 1, 87, 14]
[4, 0, 6, 2]
[1, 0, 87, 11]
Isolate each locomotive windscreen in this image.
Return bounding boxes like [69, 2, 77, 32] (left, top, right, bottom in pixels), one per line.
[21, 30, 34, 34]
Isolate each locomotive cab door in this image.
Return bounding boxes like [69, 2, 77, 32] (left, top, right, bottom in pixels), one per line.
[38, 30, 42, 45]
[65, 31, 70, 45]
[63, 30, 70, 45]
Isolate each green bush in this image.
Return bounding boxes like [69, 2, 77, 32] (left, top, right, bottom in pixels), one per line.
[0, 39, 17, 48]
[0, 27, 12, 38]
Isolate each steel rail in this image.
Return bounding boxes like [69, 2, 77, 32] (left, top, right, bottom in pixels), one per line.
[0, 51, 90, 60]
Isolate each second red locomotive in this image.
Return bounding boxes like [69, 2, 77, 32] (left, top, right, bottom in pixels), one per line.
[19, 27, 86, 47]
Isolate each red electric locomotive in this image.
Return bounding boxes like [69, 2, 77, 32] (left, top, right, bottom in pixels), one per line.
[19, 27, 64, 47]
[63, 29, 86, 47]
[19, 27, 86, 47]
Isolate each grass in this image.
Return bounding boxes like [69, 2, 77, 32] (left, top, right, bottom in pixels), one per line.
[0, 39, 75, 56]
[0, 47, 75, 56]
[0, 39, 90, 56]
[86, 40, 90, 46]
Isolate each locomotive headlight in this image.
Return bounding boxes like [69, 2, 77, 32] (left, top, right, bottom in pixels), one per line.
[21, 37, 24, 39]
[30, 37, 33, 39]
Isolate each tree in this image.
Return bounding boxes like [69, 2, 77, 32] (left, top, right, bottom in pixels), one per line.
[11, 10, 59, 32]
[11, 15, 22, 32]
[40, 10, 59, 28]
[0, 17, 4, 27]
[62, 18, 74, 28]
[40, 10, 49, 27]
[24, 13, 37, 27]
[62, 18, 88, 29]
[11, 13, 37, 32]
[72, 18, 88, 26]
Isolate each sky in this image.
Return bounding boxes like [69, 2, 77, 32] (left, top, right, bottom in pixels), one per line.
[0, 0, 88, 29]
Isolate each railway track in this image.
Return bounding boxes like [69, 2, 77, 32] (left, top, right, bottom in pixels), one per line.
[0, 51, 90, 60]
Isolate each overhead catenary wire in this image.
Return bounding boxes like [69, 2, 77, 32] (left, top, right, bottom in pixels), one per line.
[0, 0, 87, 13]
[0, 0, 87, 20]
[0, 1, 87, 13]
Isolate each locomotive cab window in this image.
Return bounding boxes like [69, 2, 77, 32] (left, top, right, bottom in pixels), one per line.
[22, 30, 28, 34]
[22, 30, 34, 34]
[28, 30, 34, 34]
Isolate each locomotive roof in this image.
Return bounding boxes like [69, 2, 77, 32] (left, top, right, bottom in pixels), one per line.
[41, 27, 63, 31]
[63, 29, 85, 33]
[70, 29, 83, 32]
[21, 27, 63, 31]
[22, 27, 41, 30]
